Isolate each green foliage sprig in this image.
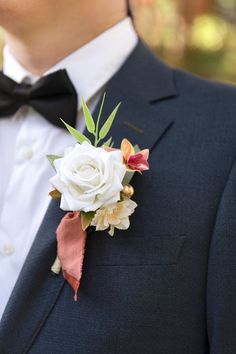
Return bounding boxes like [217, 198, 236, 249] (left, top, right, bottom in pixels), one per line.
[47, 93, 121, 167]
[62, 93, 121, 147]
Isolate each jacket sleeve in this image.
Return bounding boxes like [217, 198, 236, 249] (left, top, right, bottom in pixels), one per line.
[207, 158, 236, 353]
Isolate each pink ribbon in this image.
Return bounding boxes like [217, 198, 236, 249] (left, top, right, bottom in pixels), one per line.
[56, 212, 87, 301]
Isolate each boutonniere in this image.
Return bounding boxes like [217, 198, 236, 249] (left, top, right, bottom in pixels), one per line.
[48, 94, 149, 300]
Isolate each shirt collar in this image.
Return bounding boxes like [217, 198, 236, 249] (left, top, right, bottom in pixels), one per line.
[3, 17, 138, 108]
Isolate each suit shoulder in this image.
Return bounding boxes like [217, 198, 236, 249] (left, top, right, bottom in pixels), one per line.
[173, 68, 236, 109]
[166, 68, 236, 156]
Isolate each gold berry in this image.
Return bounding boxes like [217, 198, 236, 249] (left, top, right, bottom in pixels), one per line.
[122, 185, 134, 198]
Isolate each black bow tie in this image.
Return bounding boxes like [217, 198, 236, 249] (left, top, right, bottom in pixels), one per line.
[0, 69, 78, 128]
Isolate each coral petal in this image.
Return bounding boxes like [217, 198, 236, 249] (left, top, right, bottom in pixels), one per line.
[128, 153, 149, 171]
[103, 146, 117, 152]
[140, 149, 149, 160]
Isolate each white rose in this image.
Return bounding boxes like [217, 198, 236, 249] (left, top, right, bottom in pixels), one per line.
[50, 141, 126, 212]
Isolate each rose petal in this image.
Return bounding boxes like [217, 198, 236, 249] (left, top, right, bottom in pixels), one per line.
[50, 141, 126, 212]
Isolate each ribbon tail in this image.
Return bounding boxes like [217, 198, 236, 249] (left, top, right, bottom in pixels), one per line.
[63, 271, 81, 301]
[56, 211, 87, 300]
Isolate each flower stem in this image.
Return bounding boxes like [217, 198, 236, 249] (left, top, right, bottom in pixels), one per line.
[95, 92, 106, 146]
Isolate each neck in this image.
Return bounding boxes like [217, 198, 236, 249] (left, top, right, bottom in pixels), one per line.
[4, 7, 126, 76]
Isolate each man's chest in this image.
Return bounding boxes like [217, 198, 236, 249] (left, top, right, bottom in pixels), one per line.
[27, 140, 228, 354]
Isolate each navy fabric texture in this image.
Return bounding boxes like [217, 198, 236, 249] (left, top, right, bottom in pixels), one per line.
[1, 41, 236, 354]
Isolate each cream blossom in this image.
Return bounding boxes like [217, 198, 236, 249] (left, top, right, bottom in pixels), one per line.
[50, 141, 126, 212]
[91, 198, 137, 235]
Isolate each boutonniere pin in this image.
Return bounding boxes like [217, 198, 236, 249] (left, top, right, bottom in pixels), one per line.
[48, 94, 149, 300]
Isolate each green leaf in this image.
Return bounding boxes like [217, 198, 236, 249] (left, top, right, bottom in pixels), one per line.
[61, 119, 91, 144]
[47, 154, 62, 170]
[81, 97, 95, 134]
[99, 102, 121, 140]
[134, 144, 140, 153]
[103, 136, 113, 147]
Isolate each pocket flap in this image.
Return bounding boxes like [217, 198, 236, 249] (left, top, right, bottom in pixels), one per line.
[84, 235, 186, 266]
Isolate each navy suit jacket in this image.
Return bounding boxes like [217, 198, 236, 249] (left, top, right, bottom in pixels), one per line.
[1, 41, 236, 354]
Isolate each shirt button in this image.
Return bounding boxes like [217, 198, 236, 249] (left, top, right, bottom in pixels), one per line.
[2, 244, 15, 256]
[21, 146, 34, 160]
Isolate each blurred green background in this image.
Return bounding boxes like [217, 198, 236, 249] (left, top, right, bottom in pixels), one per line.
[0, 0, 235, 84]
[131, 0, 236, 84]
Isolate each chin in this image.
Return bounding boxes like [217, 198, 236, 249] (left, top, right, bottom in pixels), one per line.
[0, 1, 29, 29]
[0, 7, 15, 26]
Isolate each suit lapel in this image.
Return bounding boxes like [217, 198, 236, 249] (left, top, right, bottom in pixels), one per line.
[85, 41, 178, 240]
[0, 200, 66, 354]
[86, 41, 177, 152]
[0, 41, 178, 353]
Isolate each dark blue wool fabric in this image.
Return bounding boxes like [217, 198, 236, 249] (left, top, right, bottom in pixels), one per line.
[1, 41, 236, 354]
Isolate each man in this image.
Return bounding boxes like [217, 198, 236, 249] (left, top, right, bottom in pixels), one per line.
[0, 0, 236, 353]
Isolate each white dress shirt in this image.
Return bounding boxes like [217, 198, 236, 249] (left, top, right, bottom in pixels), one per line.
[0, 17, 138, 320]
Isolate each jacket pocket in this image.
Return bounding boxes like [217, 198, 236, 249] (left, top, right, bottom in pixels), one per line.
[84, 234, 186, 267]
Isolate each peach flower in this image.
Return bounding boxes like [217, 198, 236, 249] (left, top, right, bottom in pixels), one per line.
[91, 198, 137, 236]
